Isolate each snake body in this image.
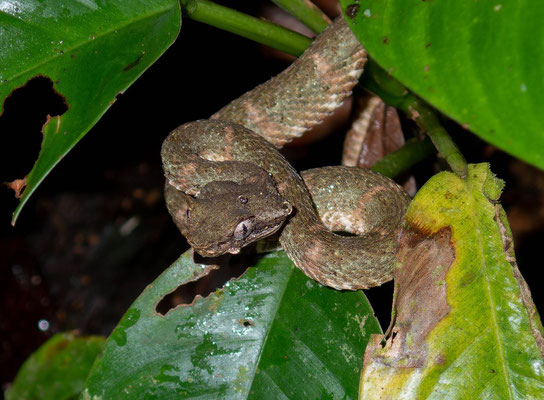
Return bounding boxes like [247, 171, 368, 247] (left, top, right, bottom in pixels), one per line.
[162, 18, 410, 290]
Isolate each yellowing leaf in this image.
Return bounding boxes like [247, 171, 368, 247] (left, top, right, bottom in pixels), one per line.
[361, 163, 544, 399]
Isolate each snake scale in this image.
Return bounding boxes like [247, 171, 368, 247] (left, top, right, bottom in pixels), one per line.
[161, 17, 410, 290]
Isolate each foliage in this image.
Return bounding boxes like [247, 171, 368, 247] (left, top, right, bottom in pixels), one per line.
[361, 164, 544, 399]
[2, 0, 543, 398]
[5, 333, 105, 400]
[341, 0, 544, 170]
[83, 251, 380, 398]
[0, 0, 181, 223]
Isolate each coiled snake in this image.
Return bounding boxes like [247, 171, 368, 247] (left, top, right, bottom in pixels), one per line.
[161, 18, 410, 290]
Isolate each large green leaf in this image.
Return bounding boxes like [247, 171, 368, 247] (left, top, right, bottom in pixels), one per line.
[360, 164, 544, 399]
[83, 250, 380, 399]
[5, 332, 105, 400]
[340, 1, 544, 170]
[0, 0, 181, 223]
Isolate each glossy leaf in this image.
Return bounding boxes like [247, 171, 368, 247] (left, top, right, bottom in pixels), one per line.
[340, 1, 544, 170]
[0, 0, 181, 223]
[5, 332, 105, 400]
[83, 250, 380, 399]
[360, 164, 544, 399]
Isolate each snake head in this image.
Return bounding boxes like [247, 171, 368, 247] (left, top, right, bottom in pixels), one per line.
[165, 172, 292, 257]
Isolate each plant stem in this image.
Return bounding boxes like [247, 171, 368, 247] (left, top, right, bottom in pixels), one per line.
[270, 0, 330, 33]
[371, 138, 435, 178]
[363, 66, 468, 177]
[406, 100, 468, 177]
[180, 0, 311, 56]
[180, 0, 468, 177]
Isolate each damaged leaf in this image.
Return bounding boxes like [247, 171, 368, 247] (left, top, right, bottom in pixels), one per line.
[360, 163, 544, 399]
[341, 0, 544, 170]
[5, 332, 105, 400]
[0, 0, 181, 224]
[83, 250, 380, 399]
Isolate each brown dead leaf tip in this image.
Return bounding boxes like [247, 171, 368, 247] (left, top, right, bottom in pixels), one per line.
[5, 176, 27, 198]
[346, 4, 360, 19]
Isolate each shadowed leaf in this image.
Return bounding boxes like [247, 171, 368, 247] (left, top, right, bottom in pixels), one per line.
[5, 332, 105, 400]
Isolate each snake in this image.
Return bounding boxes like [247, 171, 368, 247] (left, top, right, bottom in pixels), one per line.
[161, 17, 410, 290]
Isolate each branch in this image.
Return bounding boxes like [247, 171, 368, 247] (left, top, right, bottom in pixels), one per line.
[270, 0, 330, 33]
[180, 0, 311, 56]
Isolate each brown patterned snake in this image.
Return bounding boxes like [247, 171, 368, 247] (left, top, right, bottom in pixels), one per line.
[161, 17, 410, 290]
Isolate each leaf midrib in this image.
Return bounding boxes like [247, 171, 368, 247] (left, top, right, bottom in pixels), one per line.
[471, 190, 513, 398]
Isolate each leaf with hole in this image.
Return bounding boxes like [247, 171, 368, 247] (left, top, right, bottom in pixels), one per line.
[5, 332, 105, 400]
[360, 164, 544, 399]
[83, 251, 381, 399]
[340, 1, 544, 170]
[0, 0, 181, 223]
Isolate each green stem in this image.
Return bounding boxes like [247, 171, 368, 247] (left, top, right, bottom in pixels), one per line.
[180, 0, 467, 177]
[270, 0, 330, 33]
[371, 137, 435, 178]
[363, 66, 468, 177]
[180, 0, 311, 56]
[406, 99, 468, 177]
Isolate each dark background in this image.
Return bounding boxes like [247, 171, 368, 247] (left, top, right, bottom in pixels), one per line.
[2, 3, 543, 392]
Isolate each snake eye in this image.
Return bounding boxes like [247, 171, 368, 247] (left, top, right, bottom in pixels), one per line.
[234, 218, 255, 240]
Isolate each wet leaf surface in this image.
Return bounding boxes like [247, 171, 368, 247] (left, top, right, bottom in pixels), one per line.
[83, 250, 380, 399]
[341, 1, 544, 170]
[5, 332, 105, 400]
[360, 163, 544, 399]
[0, 0, 181, 223]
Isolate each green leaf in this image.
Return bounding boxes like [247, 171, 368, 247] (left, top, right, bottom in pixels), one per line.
[83, 251, 380, 399]
[340, 1, 544, 170]
[5, 332, 105, 400]
[0, 0, 181, 223]
[360, 164, 544, 399]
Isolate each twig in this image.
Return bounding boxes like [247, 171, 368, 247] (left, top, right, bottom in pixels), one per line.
[363, 63, 468, 177]
[180, 0, 311, 56]
[270, 0, 330, 33]
[371, 138, 435, 178]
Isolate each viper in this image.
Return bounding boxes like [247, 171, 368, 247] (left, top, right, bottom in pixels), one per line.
[161, 18, 410, 290]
